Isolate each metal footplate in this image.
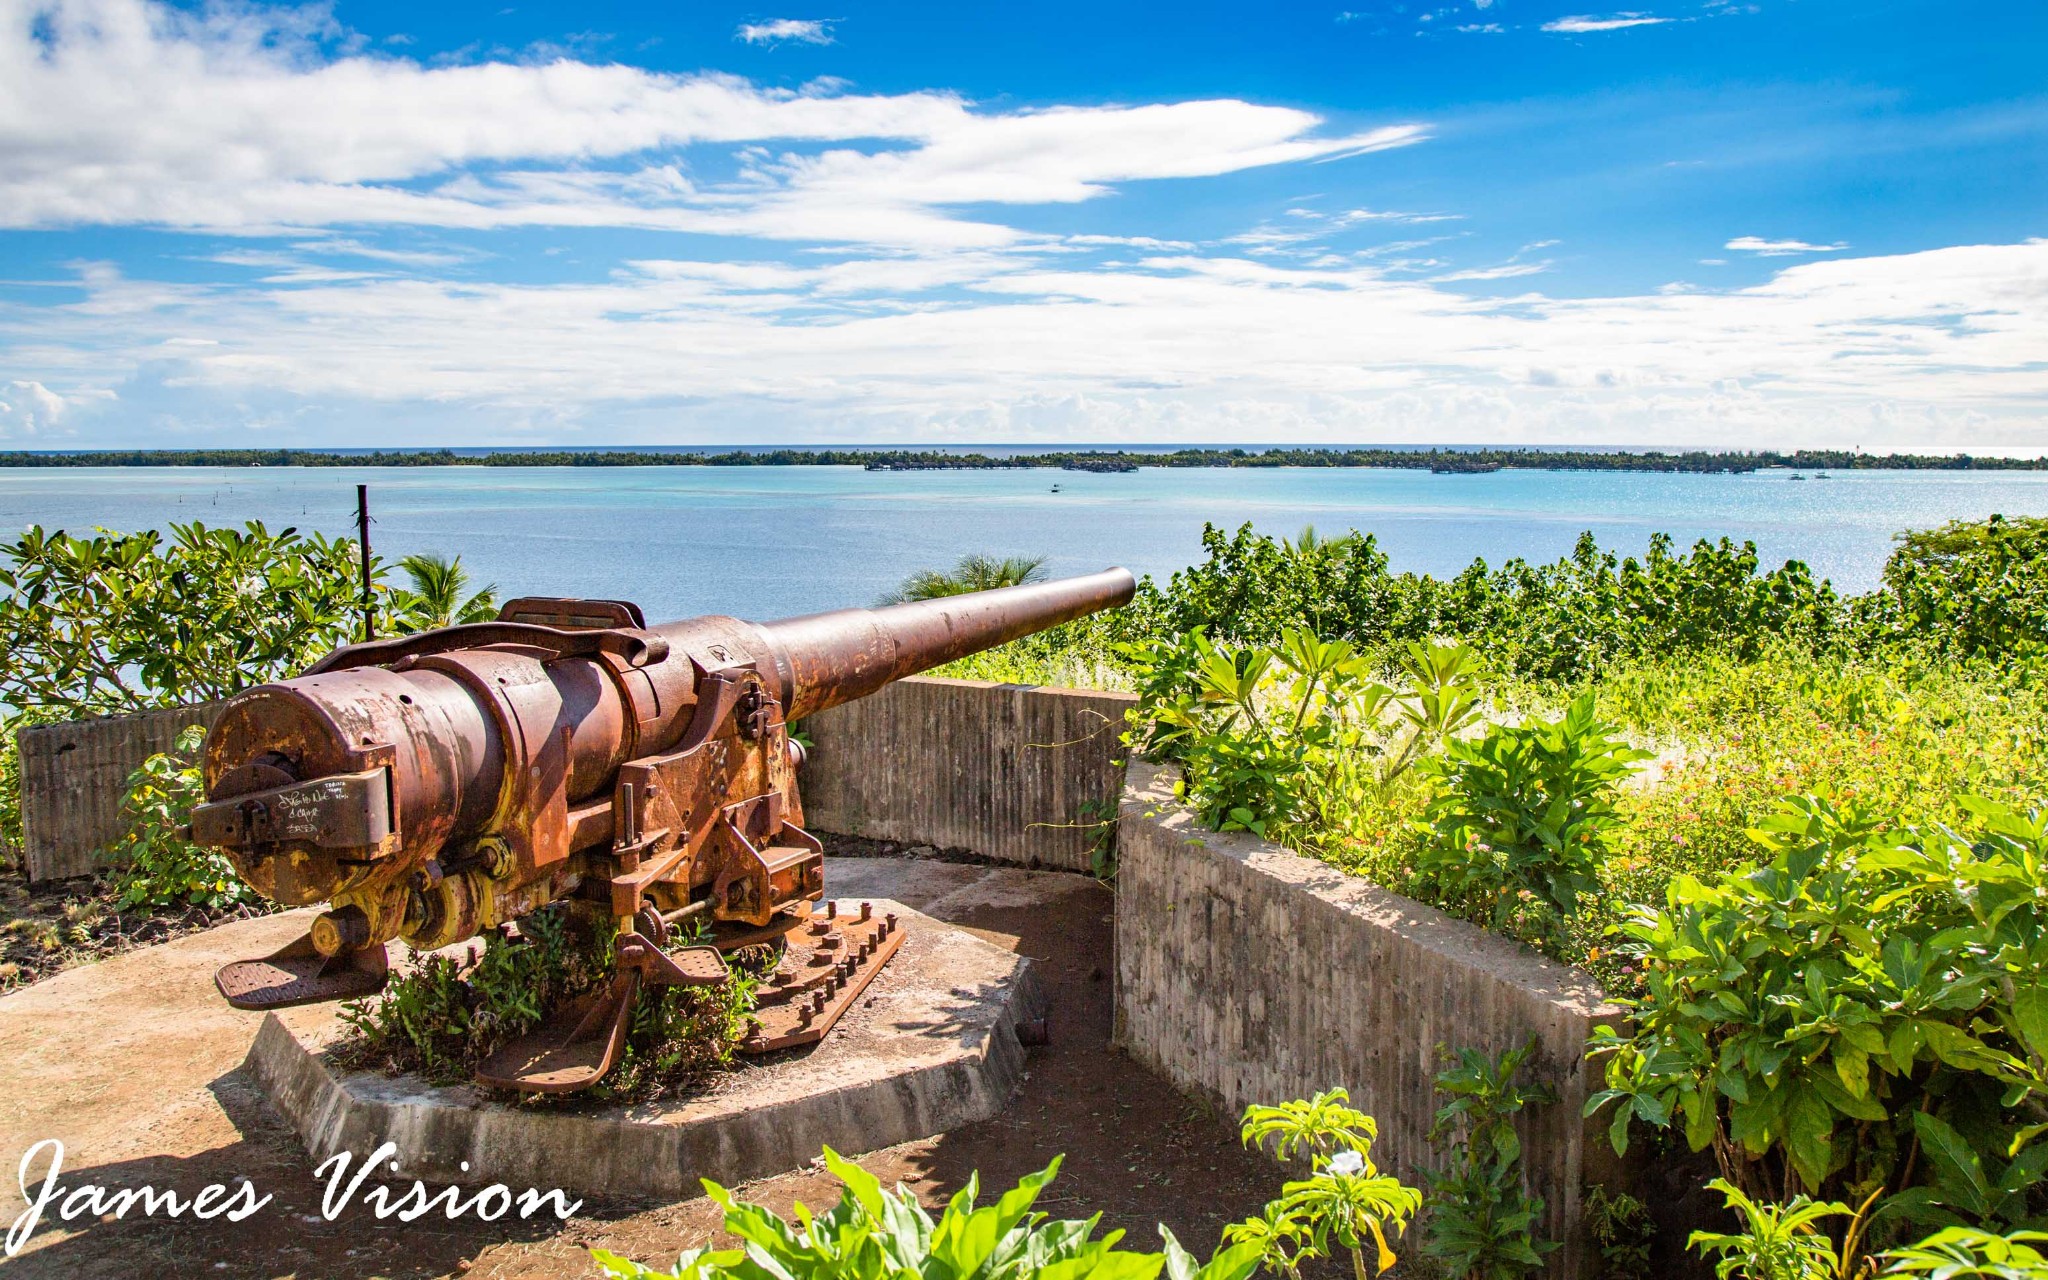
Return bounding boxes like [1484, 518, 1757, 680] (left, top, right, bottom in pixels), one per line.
[740, 900, 905, 1054]
[475, 939, 728, 1093]
[215, 933, 391, 1010]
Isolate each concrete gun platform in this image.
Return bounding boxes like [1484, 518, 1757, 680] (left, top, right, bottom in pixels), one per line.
[248, 898, 1047, 1202]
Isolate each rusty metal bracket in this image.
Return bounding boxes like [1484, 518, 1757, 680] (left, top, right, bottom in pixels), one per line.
[190, 767, 395, 854]
[710, 794, 823, 926]
[304, 620, 668, 675]
[741, 901, 904, 1053]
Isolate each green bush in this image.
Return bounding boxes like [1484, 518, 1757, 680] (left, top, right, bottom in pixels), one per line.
[1587, 793, 2048, 1217]
[592, 1147, 1266, 1280]
[0, 521, 378, 718]
[1422, 1043, 1558, 1280]
[339, 907, 756, 1098]
[1856, 514, 2048, 664]
[1413, 693, 1650, 945]
[1126, 630, 1482, 848]
[104, 724, 254, 911]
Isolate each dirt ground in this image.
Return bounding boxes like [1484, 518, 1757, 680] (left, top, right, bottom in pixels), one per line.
[1, 855, 1288, 1280]
[0, 868, 276, 992]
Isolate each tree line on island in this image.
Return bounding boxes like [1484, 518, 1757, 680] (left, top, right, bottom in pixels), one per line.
[3, 445, 2046, 472]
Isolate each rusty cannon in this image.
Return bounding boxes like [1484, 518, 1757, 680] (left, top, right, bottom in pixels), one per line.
[189, 568, 1135, 1092]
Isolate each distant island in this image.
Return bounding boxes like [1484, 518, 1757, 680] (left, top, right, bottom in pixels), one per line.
[1, 447, 2044, 472]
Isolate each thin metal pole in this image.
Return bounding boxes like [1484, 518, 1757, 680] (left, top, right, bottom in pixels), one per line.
[355, 483, 375, 642]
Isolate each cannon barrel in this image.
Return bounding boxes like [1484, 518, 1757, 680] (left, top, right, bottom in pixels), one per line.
[192, 568, 1134, 960]
[729, 566, 1137, 721]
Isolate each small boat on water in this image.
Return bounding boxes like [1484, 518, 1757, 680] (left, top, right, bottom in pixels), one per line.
[1050, 484, 1062, 493]
[1790, 473, 1807, 481]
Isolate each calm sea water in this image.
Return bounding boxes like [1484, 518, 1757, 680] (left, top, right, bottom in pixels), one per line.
[4, 465, 2044, 622]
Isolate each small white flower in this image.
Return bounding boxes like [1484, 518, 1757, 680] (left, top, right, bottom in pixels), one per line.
[1324, 1149, 1366, 1177]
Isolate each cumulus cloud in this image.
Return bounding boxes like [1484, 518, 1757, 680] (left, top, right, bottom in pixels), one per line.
[12, 237, 2044, 447]
[1542, 13, 1671, 31]
[735, 18, 834, 45]
[1, 0, 2042, 450]
[0, 0, 1424, 250]
[1726, 235, 1851, 256]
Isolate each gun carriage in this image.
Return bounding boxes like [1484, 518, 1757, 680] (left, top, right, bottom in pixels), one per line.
[189, 569, 1135, 1092]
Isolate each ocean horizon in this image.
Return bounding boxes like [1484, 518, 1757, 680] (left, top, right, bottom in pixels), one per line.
[8, 463, 2045, 622]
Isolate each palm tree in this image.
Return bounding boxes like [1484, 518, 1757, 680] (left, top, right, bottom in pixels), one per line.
[397, 553, 499, 629]
[883, 553, 1048, 604]
[1287, 525, 1364, 554]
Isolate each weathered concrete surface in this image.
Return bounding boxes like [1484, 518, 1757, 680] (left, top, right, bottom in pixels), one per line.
[17, 700, 224, 882]
[249, 899, 1046, 1201]
[0, 905, 314, 1169]
[1114, 759, 1628, 1278]
[803, 676, 1136, 872]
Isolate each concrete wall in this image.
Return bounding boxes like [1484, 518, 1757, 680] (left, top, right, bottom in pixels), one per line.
[801, 676, 1137, 873]
[1114, 758, 1627, 1278]
[17, 702, 222, 883]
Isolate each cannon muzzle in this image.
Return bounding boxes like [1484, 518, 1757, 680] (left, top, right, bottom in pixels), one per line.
[740, 566, 1135, 720]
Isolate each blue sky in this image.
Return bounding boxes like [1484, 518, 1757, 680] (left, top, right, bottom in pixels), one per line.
[0, 0, 2043, 449]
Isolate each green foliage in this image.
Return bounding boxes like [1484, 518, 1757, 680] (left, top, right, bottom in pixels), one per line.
[1229, 1089, 1424, 1279]
[340, 908, 754, 1097]
[591, 1146, 1265, 1280]
[391, 552, 498, 629]
[1126, 629, 1483, 847]
[0, 521, 377, 717]
[1856, 515, 2048, 663]
[1686, 1178, 1865, 1280]
[1421, 1043, 1559, 1280]
[1415, 694, 1650, 943]
[1138, 524, 1845, 681]
[1587, 793, 2048, 1215]
[1881, 1111, 2048, 1237]
[884, 553, 1050, 603]
[1582, 1186, 1655, 1280]
[103, 724, 253, 910]
[1882, 1227, 2048, 1279]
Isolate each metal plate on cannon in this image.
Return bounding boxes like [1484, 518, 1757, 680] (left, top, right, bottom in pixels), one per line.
[215, 933, 390, 1010]
[190, 768, 392, 851]
[741, 902, 905, 1054]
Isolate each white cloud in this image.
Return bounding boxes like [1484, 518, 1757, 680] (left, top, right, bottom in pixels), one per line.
[0, 0, 1425, 250]
[0, 380, 68, 434]
[1726, 235, 1851, 256]
[1542, 14, 1672, 32]
[1431, 261, 1551, 281]
[14, 239, 2045, 448]
[735, 18, 834, 46]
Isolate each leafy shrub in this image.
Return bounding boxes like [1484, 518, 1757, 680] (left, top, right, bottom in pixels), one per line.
[1856, 514, 2048, 664]
[1127, 630, 1481, 844]
[1686, 1177, 1872, 1280]
[1137, 524, 1845, 681]
[1414, 693, 1649, 944]
[1422, 1043, 1559, 1280]
[1883, 1227, 2048, 1279]
[1582, 1186, 1655, 1280]
[593, 1145, 1266, 1280]
[105, 725, 255, 910]
[0, 521, 377, 718]
[1228, 1089, 1424, 1279]
[0, 520, 388, 856]
[1587, 794, 2048, 1216]
[340, 907, 755, 1099]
